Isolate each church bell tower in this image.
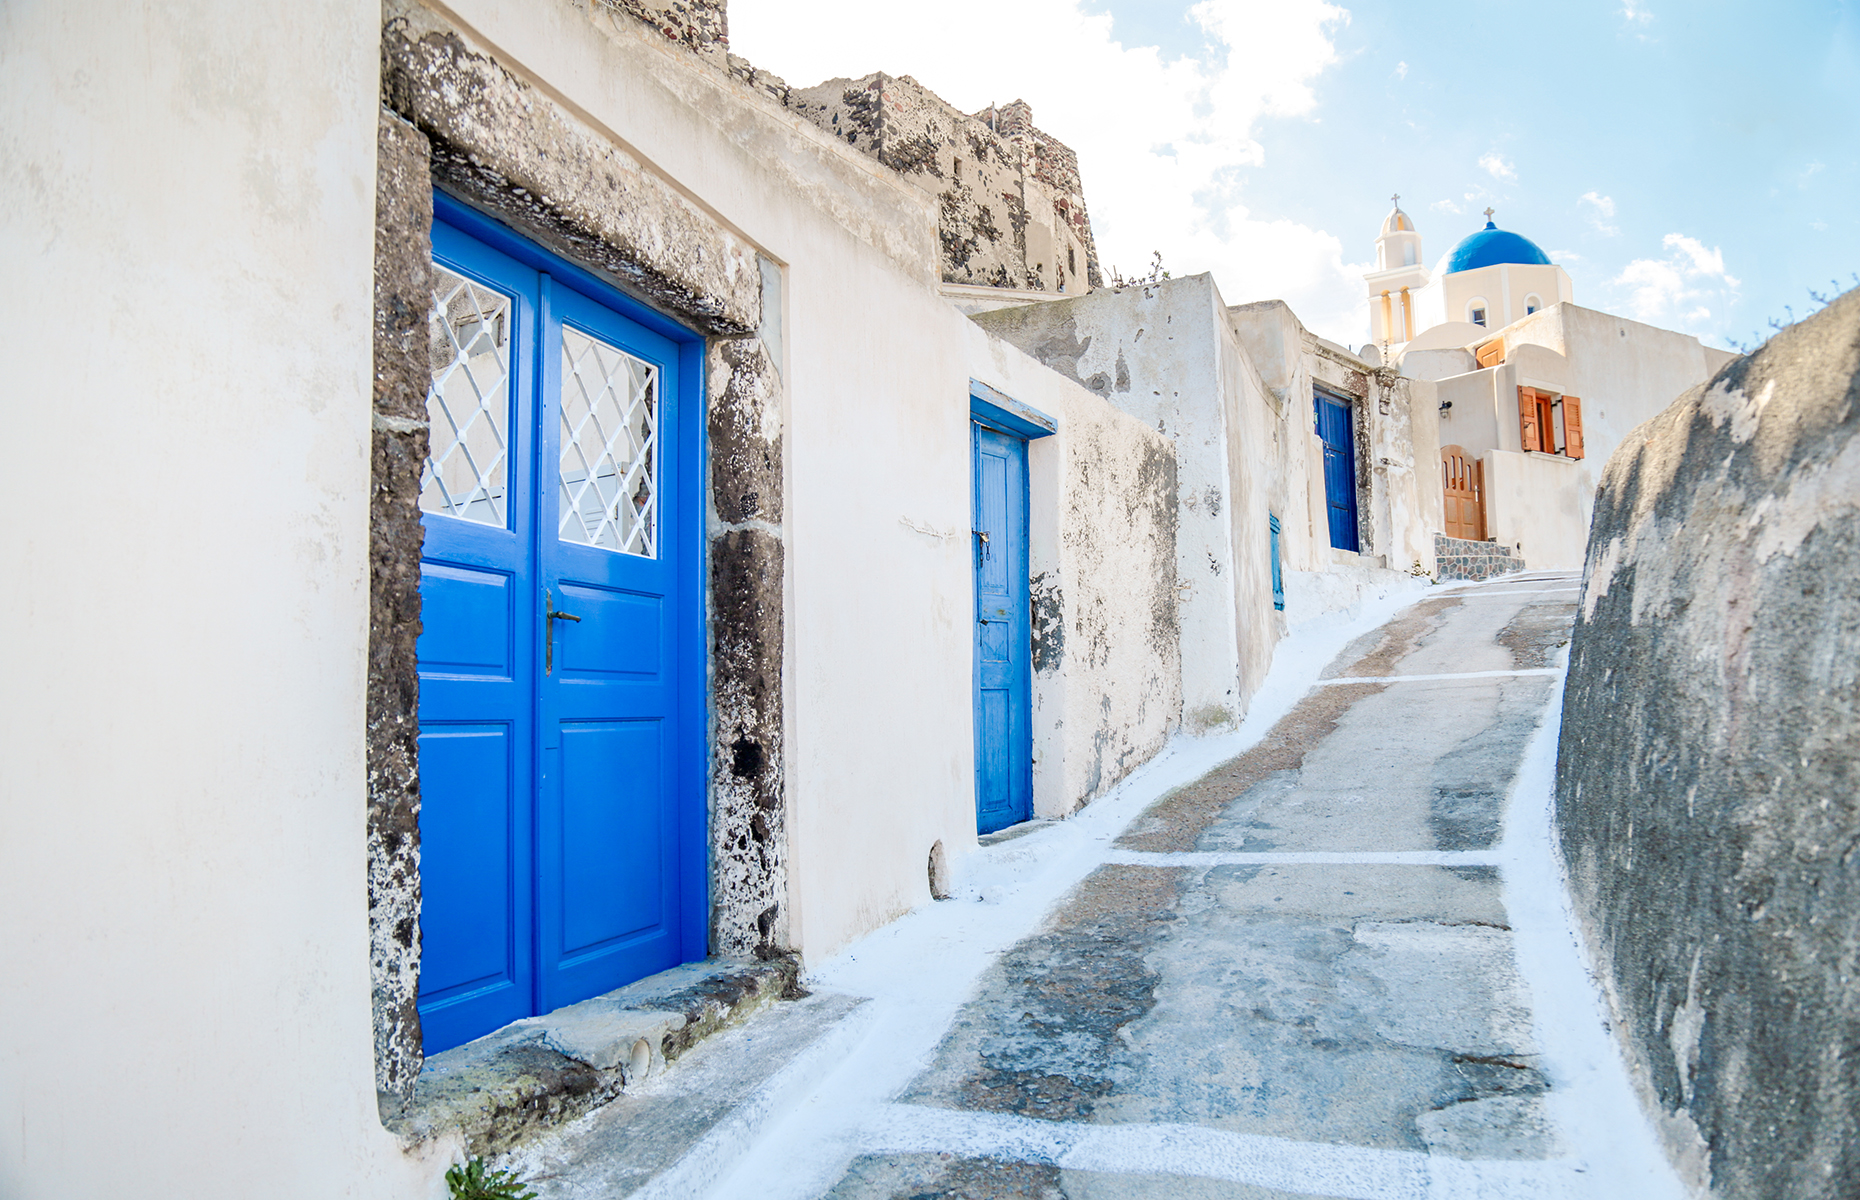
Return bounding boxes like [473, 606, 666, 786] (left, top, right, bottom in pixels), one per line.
[1364, 195, 1430, 345]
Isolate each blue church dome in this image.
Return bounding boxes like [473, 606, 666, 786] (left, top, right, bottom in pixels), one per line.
[1444, 218, 1552, 273]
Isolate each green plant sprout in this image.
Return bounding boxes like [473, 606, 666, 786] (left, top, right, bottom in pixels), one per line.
[445, 1157, 538, 1200]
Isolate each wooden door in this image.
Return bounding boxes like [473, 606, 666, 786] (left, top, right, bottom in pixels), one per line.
[972, 422, 1032, 835]
[1441, 444, 1486, 542]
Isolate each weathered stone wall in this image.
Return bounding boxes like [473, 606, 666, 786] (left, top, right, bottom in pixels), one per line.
[597, 0, 728, 62]
[370, 0, 790, 1111]
[1556, 288, 1860, 1197]
[367, 107, 435, 1114]
[1433, 533, 1523, 582]
[789, 76, 1100, 294]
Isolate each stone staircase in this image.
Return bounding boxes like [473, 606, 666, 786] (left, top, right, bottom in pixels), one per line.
[1434, 532, 1526, 582]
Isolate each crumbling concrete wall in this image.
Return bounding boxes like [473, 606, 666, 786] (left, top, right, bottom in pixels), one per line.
[371, 0, 790, 1110]
[963, 326, 1181, 817]
[789, 76, 1100, 294]
[971, 276, 1252, 730]
[1557, 288, 1860, 1198]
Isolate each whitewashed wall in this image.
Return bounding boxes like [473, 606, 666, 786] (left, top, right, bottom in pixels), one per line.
[964, 326, 1181, 820]
[0, 0, 452, 1197]
[2, 0, 1200, 1194]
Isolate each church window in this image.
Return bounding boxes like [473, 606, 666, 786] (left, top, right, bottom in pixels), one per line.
[1525, 293, 1542, 315]
[1403, 243, 1416, 266]
[1469, 300, 1488, 327]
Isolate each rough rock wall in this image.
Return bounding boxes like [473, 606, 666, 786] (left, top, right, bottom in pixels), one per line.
[370, 0, 791, 1110]
[1556, 288, 1860, 1197]
[788, 75, 1100, 293]
[368, 109, 435, 1111]
[598, 0, 728, 62]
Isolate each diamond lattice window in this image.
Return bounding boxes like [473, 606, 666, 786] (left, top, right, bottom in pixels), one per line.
[422, 266, 514, 526]
[558, 326, 658, 557]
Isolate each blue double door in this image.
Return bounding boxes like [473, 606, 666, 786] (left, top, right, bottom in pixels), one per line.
[1315, 391, 1360, 553]
[972, 422, 1033, 834]
[416, 200, 705, 1055]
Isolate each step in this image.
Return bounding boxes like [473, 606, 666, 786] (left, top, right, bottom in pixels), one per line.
[386, 957, 803, 1157]
[501, 988, 874, 1198]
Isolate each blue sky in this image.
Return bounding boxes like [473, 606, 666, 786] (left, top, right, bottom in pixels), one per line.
[732, 1, 1859, 349]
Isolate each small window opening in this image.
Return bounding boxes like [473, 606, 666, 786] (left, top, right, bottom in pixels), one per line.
[1403, 243, 1416, 266]
[1525, 293, 1542, 316]
[1469, 304, 1487, 327]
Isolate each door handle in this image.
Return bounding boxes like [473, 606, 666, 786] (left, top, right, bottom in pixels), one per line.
[545, 589, 580, 675]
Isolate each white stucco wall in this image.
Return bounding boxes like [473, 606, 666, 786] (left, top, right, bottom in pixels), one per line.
[1417, 302, 1730, 570]
[4, 3, 1200, 1194]
[1484, 449, 1591, 568]
[1503, 303, 1734, 476]
[0, 1, 452, 1197]
[964, 328, 1181, 820]
[1435, 261, 1571, 330]
[968, 278, 1251, 729]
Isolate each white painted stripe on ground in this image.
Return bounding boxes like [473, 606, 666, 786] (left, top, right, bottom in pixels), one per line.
[1104, 849, 1503, 868]
[860, 1104, 1585, 1200]
[1455, 588, 1582, 597]
[1316, 668, 1563, 686]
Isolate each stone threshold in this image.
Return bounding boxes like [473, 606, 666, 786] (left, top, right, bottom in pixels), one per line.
[384, 956, 803, 1157]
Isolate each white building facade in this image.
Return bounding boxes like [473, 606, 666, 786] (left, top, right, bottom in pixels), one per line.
[1367, 202, 1736, 572]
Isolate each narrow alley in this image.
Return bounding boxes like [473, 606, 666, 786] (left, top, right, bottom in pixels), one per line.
[511, 575, 1686, 1200]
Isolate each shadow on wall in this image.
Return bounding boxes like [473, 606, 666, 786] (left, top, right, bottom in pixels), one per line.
[1556, 287, 1860, 1198]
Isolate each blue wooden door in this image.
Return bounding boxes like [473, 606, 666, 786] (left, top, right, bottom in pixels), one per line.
[972, 422, 1032, 834]
[535, 283, 687, 1014]
[416, 201, 703, 1054]
[1315, 392, 1360, 552]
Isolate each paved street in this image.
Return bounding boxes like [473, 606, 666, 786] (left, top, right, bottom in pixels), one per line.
[523, 575, 1686, 1199]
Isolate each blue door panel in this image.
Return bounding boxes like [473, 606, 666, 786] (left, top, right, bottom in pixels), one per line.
[418, 564, 516, 676]
[972, 421, 1032, 835]
[416, 725, 520, 996]
[554, 585, 664, 677]
[558, 720, 665, 955]
[417, 197, 704, 1055]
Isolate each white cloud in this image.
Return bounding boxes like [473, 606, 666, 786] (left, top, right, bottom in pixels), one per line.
[1393, 60, 1408, 79]
[1621, 3, 1653, 24]
[1579, 191, 1620, 236]
[1608, 232, 1739, 332]
[728, 0, 1367, 341]
[1479, 152, 1516, 183]
[1663, 233, 1730, 280]
[1431, 198, 1462, 215]
[1798, 161, 1825, 188]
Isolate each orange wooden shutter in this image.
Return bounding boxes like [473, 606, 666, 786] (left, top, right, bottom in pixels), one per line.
[1562, 395, 1585, 459]
[1476, 340, 1505, 368]
[1473, 458, 1487, 540]
[1518, 386, 1539, 452]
